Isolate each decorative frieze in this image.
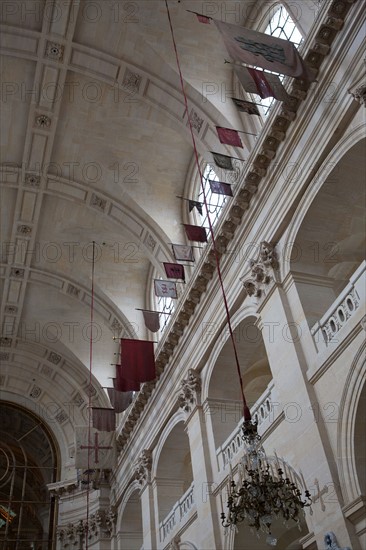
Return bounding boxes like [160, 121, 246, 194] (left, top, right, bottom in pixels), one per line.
[241, 241, 278, 298]
[177, 370, 201, 415]
[134, 449, 152, 486]
[57, 509, 117, 547]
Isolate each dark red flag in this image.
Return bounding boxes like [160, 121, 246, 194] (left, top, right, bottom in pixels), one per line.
[120, 339, 156, 385]
[183, 224, 207, 242]
[164, 262, 185, 280]
[209, 180, 233, 196]
[92, 408, 116, 432]
[113, 370, 140, 392]
[216, 127, 243, 148]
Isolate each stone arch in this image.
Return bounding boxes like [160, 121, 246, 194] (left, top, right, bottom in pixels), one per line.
[0, 339, 109, 476]
[281, 126, 365, 280]
[202, 306, 272, 451]
[153, 412, 193, 524]
[280, 130, 365, 328]
[117, 482, 143, 550]
[337, 339, 366, 503]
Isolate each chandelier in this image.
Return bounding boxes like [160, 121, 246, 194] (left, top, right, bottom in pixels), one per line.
[221, 420, 312, 546]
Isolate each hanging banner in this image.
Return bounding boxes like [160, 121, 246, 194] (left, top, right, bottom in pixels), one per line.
[154, 279, 178, 298]
[75, 427, 116, 469]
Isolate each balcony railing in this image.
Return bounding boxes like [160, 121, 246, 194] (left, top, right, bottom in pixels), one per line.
[216, 381, 280, 470]
[311, 260, 365, 349]
[159, 482, 195, 543]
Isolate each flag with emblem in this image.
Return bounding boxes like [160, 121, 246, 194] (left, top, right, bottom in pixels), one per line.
[154, 279, 178, 298]
[75, 427, 116, 469]
[214, 19, 316, 81]
[164, 262, 185, 280]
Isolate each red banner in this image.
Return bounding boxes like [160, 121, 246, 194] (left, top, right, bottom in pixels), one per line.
[164, 262, 185, 280]
[120, 339, 156, 385]
[183, 224, 207, 242]
[216, 127, 243, 148]
[92, 408, 116, 432]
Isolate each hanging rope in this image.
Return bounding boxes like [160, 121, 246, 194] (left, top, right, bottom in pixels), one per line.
[85, 240, 96, 549]
[164, 1, 251, 421]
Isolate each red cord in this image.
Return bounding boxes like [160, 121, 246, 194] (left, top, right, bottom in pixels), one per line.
[164, 1, 250, 421]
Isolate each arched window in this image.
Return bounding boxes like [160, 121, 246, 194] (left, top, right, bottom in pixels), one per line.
[196, 164, 227, 228]
[0, 403, 58, 549]
[156, 288, 175, 334]
[252, 4, 303, 116]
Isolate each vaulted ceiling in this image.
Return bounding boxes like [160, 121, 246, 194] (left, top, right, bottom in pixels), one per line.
[0, 0, 259, 391]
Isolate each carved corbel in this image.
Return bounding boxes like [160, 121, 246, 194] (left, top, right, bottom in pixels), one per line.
[134, 449, 153, 487]
[177, 370, 202, 416]
[241, 241, 278, 298]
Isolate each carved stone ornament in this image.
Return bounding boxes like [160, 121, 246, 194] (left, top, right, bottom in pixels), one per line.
[177, 370, 201, 415]
[240, 241, 278, 298]
[349, 85, 366, 107]
[45, 41, 64, 61]
[188, 108, 204, 133]
[57, 507, 117, 547]
[134, 449, 153, 486]
[168, 535, 181, 550]
[35, 114, 51, 128]
[47, 479, 79, 498]
[324, 531, 351, 550]
[24, 173, 41, 187]
[122, 67, 142, 92]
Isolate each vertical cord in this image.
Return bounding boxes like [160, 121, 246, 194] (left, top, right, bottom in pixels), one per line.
[164, 1, 251, 421]
[85, 240, 95, 549]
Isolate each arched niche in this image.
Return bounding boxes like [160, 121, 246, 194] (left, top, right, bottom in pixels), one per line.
[0, 402, 59, 549]
[289, 138, 365, 328]
[206, 316, 272, 450]
[117, 488, 143, 549]
[155, 421, 193, 523]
